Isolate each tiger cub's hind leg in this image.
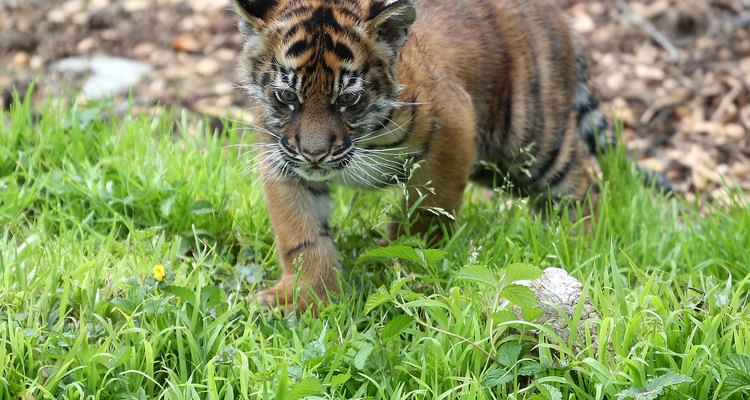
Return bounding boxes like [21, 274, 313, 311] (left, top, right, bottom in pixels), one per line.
[528, 133, 599, 223]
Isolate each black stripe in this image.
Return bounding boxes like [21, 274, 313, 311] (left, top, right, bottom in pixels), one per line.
[369, 76, 381, 94]
[332, 4, 359, 20]
[547, 147, 576, 188]
[332, 42, 355, 61]
[280, 136, 297, 156]
[286, 40, 310, 58]
[306, 184, 330, 196]
[304, 7, 340, 32]
[321, 222, 331, 237]
[522, 52, 545, 148]
[278, 5, 313, 19]
[282, 24, 300, 41]
[297, 9, 361, 41]
[333, 153, 352, 169]
[302, 64, 333, 79]
[361, 60, 370, 76]
[363, 105, 416, 149]
[534, 145, 560, 182]
[364, 131, 409, 150]
[501, 81, 512, 137]
[286, 241, 315, 258]
[258, 72, 270, 89]
[353, 102, 392, 135]
[331, 139, 352, 158]
[533, 121, 568, 182]
[576, 100, 597, 126]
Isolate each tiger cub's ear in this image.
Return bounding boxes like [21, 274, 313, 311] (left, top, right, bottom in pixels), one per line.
[367, 0, 416, 56]
[230, 0, 278, 52]
[230, 0, 278, 22]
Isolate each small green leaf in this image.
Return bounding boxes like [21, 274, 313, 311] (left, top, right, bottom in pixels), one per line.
[213, 345, 237, 365]
[364, 290, 392, 315]
[723, 354, 750, 375]
[455, 265, 498, 288]
[189, 199, 214, 215]
[236, 263, 264, 285]
[496, 342, 523, 368]
[162, 285, 196, 307]
[110, 298, 136, 314]
[491, 310, 520, 324]
[287, 376, 325, 400]
[644, 372, 693, 391]
[302, 340, 326, 364]
[521, 306, 545, 321]
[417, 248, 448, 265]
[718, 354, 750, 399]
[616, 372, 693, 400]
[201, 285, 225, 310]
[485, 367, 513, 388]
[331, 372, 351, 389]
[389, 276, 412, 296]
[358, 245, 446, 266]
[142, 297, 170, 315]
[501, 284, 537, 309]
[400, 298, 450, 310]
[542, 384, 563, 400]
[518, 361, 545, 376]
[274, 364, 289, 400]
[160, 195, 176, 217]
[381, 315, 414, 343]
[503, 263, 543, 283]
[718, 374, 750, 400]
[359, 245, 420, 263]
[354, 344, 374, 370]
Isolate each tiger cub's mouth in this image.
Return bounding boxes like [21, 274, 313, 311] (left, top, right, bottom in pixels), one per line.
[296, 166, 337, 182]
[279, 147, 353, 183]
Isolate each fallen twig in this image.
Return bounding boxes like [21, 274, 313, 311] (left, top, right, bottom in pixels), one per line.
[616, 0, 680, 63]
[736, 11, 750, 29]
[711, 77, 743, 123]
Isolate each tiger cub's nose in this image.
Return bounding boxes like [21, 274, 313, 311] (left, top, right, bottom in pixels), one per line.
[300, 147, 329, 163]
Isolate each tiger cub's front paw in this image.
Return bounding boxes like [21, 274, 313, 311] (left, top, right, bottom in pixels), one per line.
[252, 271, 339, 314]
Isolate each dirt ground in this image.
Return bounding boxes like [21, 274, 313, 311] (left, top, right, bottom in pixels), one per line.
[2, 0, 749, 202]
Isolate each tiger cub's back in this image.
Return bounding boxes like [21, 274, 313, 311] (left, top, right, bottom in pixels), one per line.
[401, 0, 600, 199]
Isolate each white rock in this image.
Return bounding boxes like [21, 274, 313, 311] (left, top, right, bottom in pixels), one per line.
[123, 0, 149, 13]
[52, 56, 153, 99]
[195, 58, 221, 77]
[188, 0, 227, 12]
[61, 0, 83, 16]
[513, 267, 603, 353]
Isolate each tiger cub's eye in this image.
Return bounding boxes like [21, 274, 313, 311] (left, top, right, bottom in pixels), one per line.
[275, 90, 298, 104]
[336, 92, 360, 106]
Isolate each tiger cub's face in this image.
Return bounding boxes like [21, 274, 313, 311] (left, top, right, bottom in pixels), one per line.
[232, 0, 416, 182]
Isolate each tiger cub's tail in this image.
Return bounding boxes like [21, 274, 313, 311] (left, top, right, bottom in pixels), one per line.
[573, 51, 673, 193]
[573, 50, 618, 156]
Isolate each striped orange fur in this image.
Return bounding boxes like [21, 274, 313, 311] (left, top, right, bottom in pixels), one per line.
[231, 0, 612, 312]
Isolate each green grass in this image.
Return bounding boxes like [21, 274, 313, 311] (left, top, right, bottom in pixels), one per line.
[1, 96, 749, 399]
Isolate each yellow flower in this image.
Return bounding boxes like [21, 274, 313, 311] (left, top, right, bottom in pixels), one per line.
[152, 264, 166, 282]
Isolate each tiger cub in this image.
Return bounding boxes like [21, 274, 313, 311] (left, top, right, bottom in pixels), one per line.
[231, 0, 613, 312]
